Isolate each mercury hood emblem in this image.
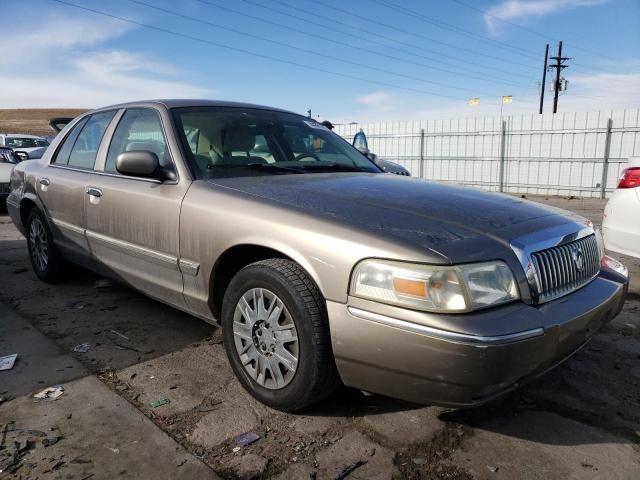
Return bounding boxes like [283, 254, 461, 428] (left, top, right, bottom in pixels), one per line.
[571, 245, 584, 272]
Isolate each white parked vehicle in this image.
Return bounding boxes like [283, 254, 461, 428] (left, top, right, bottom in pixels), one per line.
[603, 157, 640, 259]
[0, 146, 18, 208]
[0, 134, 50, 160]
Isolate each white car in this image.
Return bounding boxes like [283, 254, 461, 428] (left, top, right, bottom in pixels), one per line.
[0, 134, 50, 159]
[0, 146, 18, 207]
[603, 157, 640, 259]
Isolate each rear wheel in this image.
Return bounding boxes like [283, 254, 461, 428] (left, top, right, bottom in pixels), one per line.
[222, 258, 339, 411]
[26, 209, 66, 283]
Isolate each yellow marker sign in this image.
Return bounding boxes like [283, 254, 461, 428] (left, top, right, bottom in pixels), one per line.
[469, 97, 480, 106]
[502, 95, 513, 104]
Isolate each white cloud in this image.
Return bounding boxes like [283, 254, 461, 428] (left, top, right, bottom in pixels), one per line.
[357, 92, 394, 111]
[485, 0, 608, 36]
[0, 11, 214, 108]
[0, 14, 131, 63]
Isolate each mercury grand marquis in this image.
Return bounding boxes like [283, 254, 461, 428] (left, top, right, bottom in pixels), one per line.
[7, 100, 629, 411]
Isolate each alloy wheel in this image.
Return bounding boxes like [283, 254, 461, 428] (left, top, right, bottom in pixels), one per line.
[29, 217, 49, 272]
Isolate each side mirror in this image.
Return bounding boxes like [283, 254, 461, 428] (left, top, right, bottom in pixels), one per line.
[14, 151, 29, 162]
[116, 150, 159, 177]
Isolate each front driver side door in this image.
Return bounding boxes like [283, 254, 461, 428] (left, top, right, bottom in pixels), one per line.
[84, 108, 189, 309]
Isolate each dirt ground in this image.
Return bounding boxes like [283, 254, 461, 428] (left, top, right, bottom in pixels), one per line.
[1, 195, 639, 479]
[0, 109, 86, 136]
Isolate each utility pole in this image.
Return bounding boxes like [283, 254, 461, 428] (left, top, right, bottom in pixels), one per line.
[539, 43, 549, 114]
[549, 41, 571, 114]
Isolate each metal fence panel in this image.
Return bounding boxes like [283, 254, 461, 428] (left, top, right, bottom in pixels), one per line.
[335, 109, 640, 198]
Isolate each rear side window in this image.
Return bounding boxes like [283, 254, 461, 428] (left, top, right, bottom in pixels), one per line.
[67, 111, 116, 169]
[52, 117, 88, 165]
[105, 109, 170, 174]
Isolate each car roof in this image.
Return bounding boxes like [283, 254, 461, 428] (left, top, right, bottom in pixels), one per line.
[92, 99, 299, 115]
[1, 134, 46, 138]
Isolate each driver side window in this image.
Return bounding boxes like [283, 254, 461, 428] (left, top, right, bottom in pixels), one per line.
[105, 109, 171, 174]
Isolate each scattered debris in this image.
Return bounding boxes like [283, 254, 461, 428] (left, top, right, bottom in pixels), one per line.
[108, 447, 120, 454]
[194, 447, 205, 459]
[232, 446, 241, 453]
[149, 398, 170, 408]
[234, 432, 261, 447]
[487, 465, 499, 473]
[197, 398, 222, 413]
[72, 343, 91, 353]
[411, 457, 427, 465]
[42, 427, 63, 447]
[0, 354, 17, 371]
[34, 385, 64, 401]
[110, 330, 130, 341]
[334, 460, 367, 480]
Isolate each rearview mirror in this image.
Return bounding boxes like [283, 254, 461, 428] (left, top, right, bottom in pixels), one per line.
[116, 150, 160, 177]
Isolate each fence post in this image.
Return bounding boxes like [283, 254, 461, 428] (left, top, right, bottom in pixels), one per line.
[419, 129, 425, 179]
[499, 119, 507, 192]
[600, 118, 613, 199]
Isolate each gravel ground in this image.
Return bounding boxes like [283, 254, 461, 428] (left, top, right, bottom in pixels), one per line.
[1, 195, 639, 479]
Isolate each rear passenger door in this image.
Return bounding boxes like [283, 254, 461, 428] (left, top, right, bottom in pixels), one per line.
[40, 111, 116, 266]
[84, 108, 189, 309]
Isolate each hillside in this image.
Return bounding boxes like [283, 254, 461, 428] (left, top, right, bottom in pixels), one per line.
[0, 109, 87, 136]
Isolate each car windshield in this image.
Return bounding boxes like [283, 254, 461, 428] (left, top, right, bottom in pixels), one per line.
[4, 137, 49, 148]
[172, 107, 380, 178]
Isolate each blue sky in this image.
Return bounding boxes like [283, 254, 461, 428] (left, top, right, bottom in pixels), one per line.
[2, 0, 639, 121]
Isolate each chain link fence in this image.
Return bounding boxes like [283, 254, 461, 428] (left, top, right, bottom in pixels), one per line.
[335, 109, 640, 198]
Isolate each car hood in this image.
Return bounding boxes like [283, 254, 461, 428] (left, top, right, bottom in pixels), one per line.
[208, 173, 584, 262]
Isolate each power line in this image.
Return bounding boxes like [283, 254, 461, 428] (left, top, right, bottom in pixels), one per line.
[267, 0, 535, 81]
[368, 0, 540, 60]
[49, 0, 470, 102]
[231, 0, 532, 87]
[196, 0, 532, 89]
[129, 0, 513, 96]
[312, 0, 538, 71]
[446, 0, 627, 75]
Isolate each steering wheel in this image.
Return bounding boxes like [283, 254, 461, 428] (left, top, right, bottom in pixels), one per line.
[294, 152, 320, 162]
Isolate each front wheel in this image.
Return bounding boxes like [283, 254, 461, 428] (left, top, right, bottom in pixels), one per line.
[26, 208, 67, 283]
[222, 259, 339, 411]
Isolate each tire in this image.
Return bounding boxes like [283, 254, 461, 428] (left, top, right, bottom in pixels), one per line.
[222, 258, 340, 411]
[25, 208, 67, 283]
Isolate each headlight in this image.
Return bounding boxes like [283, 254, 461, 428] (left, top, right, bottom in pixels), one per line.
[350, 259, 519, 313]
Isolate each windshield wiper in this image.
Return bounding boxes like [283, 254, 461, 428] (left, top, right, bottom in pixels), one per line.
[247, 163, 304, 174]
[206, 163, 302, 174]
[296, 163, 366, 172]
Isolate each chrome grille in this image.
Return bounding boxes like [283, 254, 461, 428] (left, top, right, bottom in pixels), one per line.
[531, 234, 600, 302]
[0, 183, 10, 194]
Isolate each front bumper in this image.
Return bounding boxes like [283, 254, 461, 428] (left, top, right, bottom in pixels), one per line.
[328, 267, 628, 406]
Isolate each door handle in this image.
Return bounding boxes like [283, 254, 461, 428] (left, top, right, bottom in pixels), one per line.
[39, 178, 50, 186]
[86, 187, 103, 198]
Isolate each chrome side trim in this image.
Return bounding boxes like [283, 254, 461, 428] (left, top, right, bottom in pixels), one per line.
[6, 197, 20, 208]
[347, 307, 544, 347]
[51, 218, 85, 236]
[85, 230, 179, 270]
[48, 165, 171, 185]
[178, 259, 200, 276]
